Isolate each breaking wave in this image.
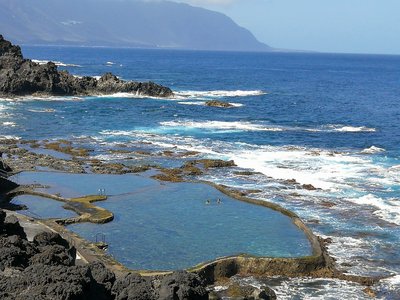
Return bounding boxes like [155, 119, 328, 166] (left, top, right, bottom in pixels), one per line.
[177, 101, 243, 107]
[174, 90, 267, 100]
[347, 194, 400, 225]
[159, 120, 284, 132]
[32, 59, 81, 67]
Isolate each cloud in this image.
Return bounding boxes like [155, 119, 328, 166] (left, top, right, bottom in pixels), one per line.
[175, 0, 242, 7]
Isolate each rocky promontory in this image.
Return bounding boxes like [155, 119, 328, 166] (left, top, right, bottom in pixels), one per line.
[0, 35, 173, 98]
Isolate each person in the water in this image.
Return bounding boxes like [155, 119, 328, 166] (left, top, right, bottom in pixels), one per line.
[205, 199, 211, 205]
[217, 198, 222, 204]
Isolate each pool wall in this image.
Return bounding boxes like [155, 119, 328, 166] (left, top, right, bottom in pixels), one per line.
[1, 173, 377, 285]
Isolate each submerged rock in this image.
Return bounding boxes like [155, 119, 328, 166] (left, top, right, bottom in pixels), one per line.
[205, 100, 234, 108]
[0, 35, 173, 98]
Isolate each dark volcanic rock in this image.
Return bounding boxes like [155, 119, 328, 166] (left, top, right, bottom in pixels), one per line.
[33, 231, 70, 248]
[225, 283, 277, 300]
[3, 215, 27, 239]
[0, 35, 173, 98]
[158, 271, 208, 300]
[0, 209, 5, 225]
[30, 244, 76, 266]
[0, 235, 36, 270]
[205, 100, 234, 108]
[0, 177, 18, 194]
[112, 273, 155, 300]
[0, 263, 93, 300]
[88, 261, 116, 299]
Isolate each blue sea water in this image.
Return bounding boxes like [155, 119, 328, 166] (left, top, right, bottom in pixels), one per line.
[1, 46, 400, 298]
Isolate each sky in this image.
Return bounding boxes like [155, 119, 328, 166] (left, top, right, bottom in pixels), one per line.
[173, 0, 400, 55]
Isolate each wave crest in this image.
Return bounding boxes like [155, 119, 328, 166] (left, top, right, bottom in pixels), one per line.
[32, 59, 81, 67]
[174, 89, 266, 100]
[159, 120, 283, 132]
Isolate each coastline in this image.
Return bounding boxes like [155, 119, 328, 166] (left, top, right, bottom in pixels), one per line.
[0, 139, 380, 291]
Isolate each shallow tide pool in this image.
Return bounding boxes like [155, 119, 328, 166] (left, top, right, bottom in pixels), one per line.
[11, 171, 312, 270]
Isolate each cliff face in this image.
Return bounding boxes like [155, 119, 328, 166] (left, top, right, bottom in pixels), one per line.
[0, 0, 270, 52]
[0, 35, 173, 97]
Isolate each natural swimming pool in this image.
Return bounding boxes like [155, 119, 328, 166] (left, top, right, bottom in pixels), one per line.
[11, 171, 312, 270]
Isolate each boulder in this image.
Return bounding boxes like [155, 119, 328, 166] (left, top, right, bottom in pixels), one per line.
[30, 244, 76, 266]
[3, 215, 27, 239]
[158, 271, 208, 300]
[33, 232, 70, 248]
[88, 261, 116, 300]
[112, 273, 155, 300]
[205, 100, 234, 108]
[225, 284, 277, 300]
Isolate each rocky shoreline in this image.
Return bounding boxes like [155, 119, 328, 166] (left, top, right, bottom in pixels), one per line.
[0, 138, 382, 299]
[0, 35, 173, 98]
[0, 209, 209, 299]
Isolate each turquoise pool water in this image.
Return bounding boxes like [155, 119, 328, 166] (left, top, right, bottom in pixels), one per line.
[11, 172, 311, 270]
[11, 195, 77, 219]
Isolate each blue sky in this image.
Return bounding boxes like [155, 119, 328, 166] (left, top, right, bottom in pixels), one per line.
[175, 0, 400, 54]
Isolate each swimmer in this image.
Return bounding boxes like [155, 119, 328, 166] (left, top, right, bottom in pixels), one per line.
[217, 198, 222, 204]
[205, 199, 211, 205]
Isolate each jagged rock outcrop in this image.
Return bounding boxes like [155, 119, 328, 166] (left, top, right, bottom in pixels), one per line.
[224, 283, 277, 300]
[157, 271, 208, 300]
[0, 35, 173, 98]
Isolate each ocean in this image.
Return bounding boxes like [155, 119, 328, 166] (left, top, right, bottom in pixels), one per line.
[1, 46, 400, 298]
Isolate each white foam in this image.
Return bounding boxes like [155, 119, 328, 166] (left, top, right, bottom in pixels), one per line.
[93, 92, 170, 100]
[174, 89, 266, 100]
[361, 146, 386, 154]
[159, 120, 284, 132]
[100, 126, 397, 192]
[328, 125, 376, 132]
[304, 124, 377, 133]
[27, 109, 56, 113]
[235, 276, 368, 300]
[158, 120, 376, 134]
[382, 274, 400, 285]
[7, 96, 84, 102]
[348, 194, 400, 225]
[0, 135, 20, 140]
[178, 101, 205, 106]
[228, 103, 244, 107]
[1, 121, 16, 127]
[106, 61, 115, 65]
[32, 59, 81, 67]
[229, 147, 370, 190]
[178, 101, 243, 107]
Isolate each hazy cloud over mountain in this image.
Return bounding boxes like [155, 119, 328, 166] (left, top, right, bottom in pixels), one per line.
[0, 0, 270, 51]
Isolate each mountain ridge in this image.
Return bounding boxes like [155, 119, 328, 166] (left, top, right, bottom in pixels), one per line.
[0, 0, 271, 52]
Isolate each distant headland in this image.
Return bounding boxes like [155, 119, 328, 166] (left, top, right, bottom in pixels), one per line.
[0, 35, 173, 98]
[0, 0, 270, 52]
